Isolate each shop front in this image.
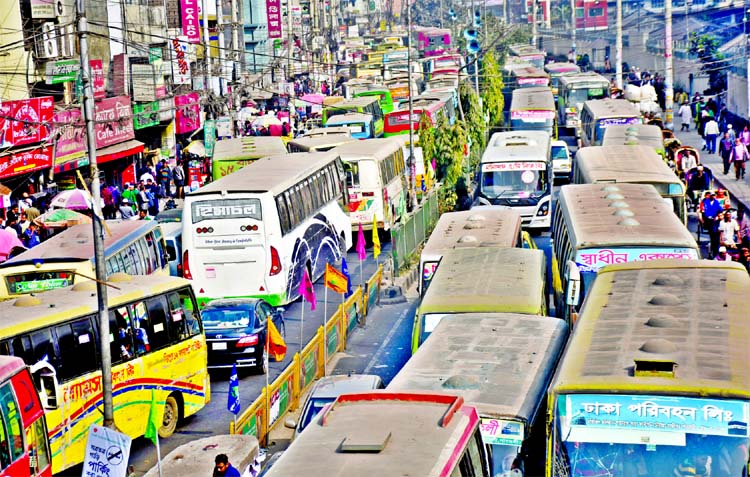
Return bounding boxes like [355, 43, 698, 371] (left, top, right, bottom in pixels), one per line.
[93, 96, 144, 188]
[175, 92, 207, 187]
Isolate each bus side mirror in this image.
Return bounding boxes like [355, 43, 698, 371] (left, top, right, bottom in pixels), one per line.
[29, 361, 59, 410]
[565, 261, 581, 307]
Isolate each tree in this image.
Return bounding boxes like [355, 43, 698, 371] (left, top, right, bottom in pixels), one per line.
[481, 50, 504, 129]
[688, 33, 728, 94]
[460, 82, 486, 171]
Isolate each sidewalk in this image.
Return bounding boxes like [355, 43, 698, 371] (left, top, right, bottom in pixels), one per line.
[673, 128, 750, 214]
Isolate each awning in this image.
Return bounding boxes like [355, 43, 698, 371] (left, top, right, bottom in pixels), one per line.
[97, 139, 145, 164]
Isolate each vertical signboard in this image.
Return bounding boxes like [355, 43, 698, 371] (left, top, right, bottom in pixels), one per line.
[266, 0, 283, 38]
[180, 0, 201, 43]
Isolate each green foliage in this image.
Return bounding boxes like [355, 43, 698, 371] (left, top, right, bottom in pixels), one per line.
[460, 83, 486, 171]
[481, 50, 504, 128]
[418, 111, 466, 190]
[688, 33, 728, 94]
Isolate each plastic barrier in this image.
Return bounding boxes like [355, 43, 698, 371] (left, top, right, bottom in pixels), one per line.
[230, 265, 383, 444]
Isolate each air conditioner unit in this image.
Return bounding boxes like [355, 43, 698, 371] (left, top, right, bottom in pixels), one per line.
[37, 23, 59, 59]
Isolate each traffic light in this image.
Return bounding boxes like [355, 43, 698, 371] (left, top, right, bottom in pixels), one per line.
[467, 39, 480, 54]
[448, 8, 457, 20]
[473, 10, 481, 28]
[463, 28, 478, 40]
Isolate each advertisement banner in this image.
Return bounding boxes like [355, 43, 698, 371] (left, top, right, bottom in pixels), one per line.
[175, 93, 201, 134]
[53, 110, 87, 169]
[204, 120, 216, 157]
[45, 59, 79, 84]
[172, 38, 192, 85]
[481, 161, 546, 172]
[90, 60, 106, 99]
[480, 419, 524, 447]
[94, 96, 135, 149]
[131, 64, 157, 102]
[180, 0, 201, 43]
[266, 0, 283, 38]
[0, 97, 54, 148]
[574, 247, 699, 273]
[216, 116, 232, 138]
[0, 147, 53, 179]
[133, 101, 160, 129]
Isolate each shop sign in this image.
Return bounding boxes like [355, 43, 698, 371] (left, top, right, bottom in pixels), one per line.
[52, 110, 87, 169]
[94, 96, 135, 148]
[0, 97, 54, 148]
[172, 38, 192, 85]
[31, 0, 55, 18]
[158, 97, 174, 122]
[133, 101, 160, 129]
[45, 59, 79, 84]
[0, 147, 53, 179]
[175, 93, 201, 134]
[132, 64, 158, 102]
[74, 60, 106, 100]
[180, 0, 201, 43]
[216, 116, 233, 138]
[266, 0, 283, 38]
[204, 120, 216, 157]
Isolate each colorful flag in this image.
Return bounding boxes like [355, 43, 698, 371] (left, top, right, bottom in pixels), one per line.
[227, 363, 241, 415]
[267, 319, 287, 362]
[325, 263, 348, 294]
[144, 390, 161, 446]
[300, 268, 316, 311]
[341, 258, 353, 297]
[356, 223, 367, 261]
[372, 215, 381, 260]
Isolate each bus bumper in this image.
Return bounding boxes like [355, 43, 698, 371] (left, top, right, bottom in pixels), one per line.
[197, 291, 287, 309]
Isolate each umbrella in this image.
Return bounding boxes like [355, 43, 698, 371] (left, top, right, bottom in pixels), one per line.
[49, 189, 94, 210]
[300, 94, 326, 107]
[183, 140, 206, 157]
[0, 228, 23, 262]
[34, 209, 91, 228]
[252, 115, 282, 128]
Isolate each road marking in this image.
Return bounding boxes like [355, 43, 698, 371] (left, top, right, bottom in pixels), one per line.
[364, 307, 409, 375]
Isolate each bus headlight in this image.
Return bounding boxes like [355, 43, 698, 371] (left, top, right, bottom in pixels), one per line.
[536, 203, 550, 216]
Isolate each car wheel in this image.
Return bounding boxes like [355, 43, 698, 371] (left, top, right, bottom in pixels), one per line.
[159, 395, 179, 438]
[256, 349, 267, 375]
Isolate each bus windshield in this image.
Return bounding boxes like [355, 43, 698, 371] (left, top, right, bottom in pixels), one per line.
[568, 86, 607, 106]
[480, 163, 548, 199]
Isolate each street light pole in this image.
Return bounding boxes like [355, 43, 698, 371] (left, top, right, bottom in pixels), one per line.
[406, 0, 417, 208]
[745, 8, 750, 119]
[615, 0, 622, 88]
[664, 0, 674, 129]
[571, 0, 576, 61]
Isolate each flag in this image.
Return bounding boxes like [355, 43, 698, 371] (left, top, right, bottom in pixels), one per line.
[227, 364, 241, 415]
[325, 263, 348, 294]
[267, 319, 287, 362]
[144, 390, 161, 446]
[341, 258, 353, 297]
[300, 268, 316, 311]
[372, 215, 381, 260]
[356, 223, 367, 261]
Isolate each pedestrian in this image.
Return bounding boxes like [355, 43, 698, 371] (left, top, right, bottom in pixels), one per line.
[719, 210, 739, 249]
[739, 247, 750, 272]
[122, 183, 138, 212]
[720, 132, 733, 174]
[704, 116, 720, 154]
[157, 159, 172, 197]
[17, 213, 30, 235]
[678, 101, 692, 131]
[172, 160, 186, 199]
[18, 192, 32, 213]
[22, 222, 40, 249]
[101, 181, 117, 220]
[715, 245, 733, 262]
[702, 191, 723, 258]
[137, 209, 152, 221]
[139, 166, 155, 184]
[742, 125, 750, 146]
[730, 137, 749, 180]
[727, 124, 737, 143]
[119, 199, 136, 220]
[136, 184, 150, 214]
[213, 454, 241, 477]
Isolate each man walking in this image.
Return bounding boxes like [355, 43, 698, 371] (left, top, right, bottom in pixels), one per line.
[704, 116, 720, 154]
[678, 101, 692, 131]
[731, 137, 749, 180]
[720, 132, 734, 175]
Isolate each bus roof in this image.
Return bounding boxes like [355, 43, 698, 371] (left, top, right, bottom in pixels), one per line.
[212, 136, 288, 163]
[511, 87, 555, 111]
[0, 355, 25, 383]
[481, 131, 551, 164]
[189, 152, 340, 197]
[332, 137, 404, 161]
[329, 96, 379, 110]
[301, 127, 351, 138]
[422, 209, 523, 256]
[510, 66, 549, 78]
[575, 145, 680, 185]
[0, 273, 191, 339]
[557, 71, 610, 87]
[266, 392, 479, 477]
[557, 183, 697, 249]
[389, 313, 567, 423]
[288, 135, 357, 151]
[544, 62, 581, 74]
[551, 259, 750, 397]
[324, 112, 373, 124]
[601, 124, 664, 146]
[419, 247, 546, 315]
[583, 98, 641, 118]
[0, 220, 160, 267]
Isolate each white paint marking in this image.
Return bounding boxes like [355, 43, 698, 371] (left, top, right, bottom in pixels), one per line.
[364, 308, 409, 374]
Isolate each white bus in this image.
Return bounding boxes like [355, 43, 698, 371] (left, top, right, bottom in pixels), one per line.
[474, 131, 553, 230]
[182, 152, 352, 307]
[332, 137, 409, 231]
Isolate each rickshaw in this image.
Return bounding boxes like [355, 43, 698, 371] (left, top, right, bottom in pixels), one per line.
[673, 145, 701, 179]
[665, 137, 682, 170]
[685, 165, 715, 211]
[647, 116, 664, 129]
[694, 186, 733, 243]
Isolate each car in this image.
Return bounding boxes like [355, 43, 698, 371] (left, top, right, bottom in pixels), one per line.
[288, 374, 384, 439]
[202, 298, 286, 373]
[155, 207, 182, 223]
[551, 140, 572, 181]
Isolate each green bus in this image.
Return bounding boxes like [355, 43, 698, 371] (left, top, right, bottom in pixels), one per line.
[353, 89, 395, 114]
[322, 97, 385, 138]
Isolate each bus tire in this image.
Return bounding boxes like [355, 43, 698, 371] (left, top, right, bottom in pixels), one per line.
[159, 394, 180, 438]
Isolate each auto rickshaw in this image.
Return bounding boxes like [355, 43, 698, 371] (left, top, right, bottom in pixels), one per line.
[674, 145, 700, 179]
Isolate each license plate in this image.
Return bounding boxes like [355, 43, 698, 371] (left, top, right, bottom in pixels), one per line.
[212, 342, 227, 350]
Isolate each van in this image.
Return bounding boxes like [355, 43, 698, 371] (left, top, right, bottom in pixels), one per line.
[160, 222, 183, 277]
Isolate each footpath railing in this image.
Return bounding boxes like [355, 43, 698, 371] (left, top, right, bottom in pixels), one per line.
[229, 265, 384, 444]
[390, 189, 440, 272]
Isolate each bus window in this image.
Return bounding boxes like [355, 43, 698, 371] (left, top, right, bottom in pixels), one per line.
[56, 317, 98, 381]
[276, 196, 291, 235]
[131, 301, 151, 355]
[145, 296, 170, 351]
[0, 383, 23, 466]
[170, 287, 201, 336]
[30, 330, 58, 370]
[28, 417, 50, 474]
[110, 307, 134, 363]
[344, 162, 360, 188]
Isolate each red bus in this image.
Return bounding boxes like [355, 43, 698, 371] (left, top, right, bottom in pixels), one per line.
[384, 100, 447, 137]
[0, 356, 51, 477]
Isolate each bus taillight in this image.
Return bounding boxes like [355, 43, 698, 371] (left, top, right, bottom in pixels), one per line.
[183, 250, 193, 280]
[269, 247, 281, 275]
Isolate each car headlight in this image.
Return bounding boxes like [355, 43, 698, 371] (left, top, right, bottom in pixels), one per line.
[536, 202, 550, 216]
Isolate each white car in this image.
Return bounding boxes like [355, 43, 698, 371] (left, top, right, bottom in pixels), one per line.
[552, 140, 572, 181]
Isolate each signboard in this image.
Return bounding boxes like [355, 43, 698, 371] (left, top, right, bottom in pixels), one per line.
[204, 120, 216, 157]
[216, 116, 232, 138]
[94, 96, 135, 149]
[172, 38, 191, 85]
[180, 0, 201, 43]
[0, 97, 53, 148]
[31, 0, 55, 18]
[480, 419, 524, 447]
[481, 161, 546, 172]
[158, 98, 174, 122]
[13, 278, 70, 294]
[53, 110, 87, 170]
[82, 425, 132, 477]
[175, 92, 201, 134]
[131, 64, 157, 102]
[599, 117, 640, 127]
[111, 54, 129, 97]
[0, 146, 53, 179]
[574, 247, 699, 273]
[266, 0, 283, 38]
[511, 110, 556, 121]
[133, 101, 160, 129]
[45, 59, 79, 84]
[518, 77, 549, 86]
[74, 60, 106, 100]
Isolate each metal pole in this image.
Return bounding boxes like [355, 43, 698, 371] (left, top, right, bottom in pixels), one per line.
[202, 0, 213, 94]
[615, 0, 622, 88]
[571, 0, 576, 60]
[407, 0, 416, 208]
[664, 0, 674, 129]
[474, 53, 480, 95]
[217, 0, 226, 96]
[531, 0, 538, 48]
[287, 0, 293, 80]
[231, 0, 240, 75]
[746, 9, 750, 119]
[504, 0, 509, 24]
[76, 0, 113, 429]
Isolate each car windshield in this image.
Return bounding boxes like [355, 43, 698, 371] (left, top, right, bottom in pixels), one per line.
[552, 146, 569, 160]
[299, 397, 335, 433]
[202, 309, 254, 328]
[480, 168, 548, 199]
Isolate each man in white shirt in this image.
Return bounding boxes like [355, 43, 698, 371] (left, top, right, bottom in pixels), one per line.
[704, 117, 720, 154]
[719, 211, 739, 248]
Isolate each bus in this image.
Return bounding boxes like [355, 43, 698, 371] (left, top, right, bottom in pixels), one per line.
[551, 183, 699, 325]
[0, 221, 168, 300]
[300, 126, 351, 138]
[353, 89, 395, 115]
[322, 97, 385, 137]
[414, 27, 452, 57]
[332, 137, 407, 231]
[510, 86, 557, 137]
[601, 123, 667, 160]
[0, 273, 207, 473]
[0, 355, 51, 477]
[211, 136, 288, 180]
[416, 91, 457, 125]
[419, 209, 533, 297]
[182, 152, 352, 307]
[544, 62, 581, 97]
[427, 54, 464, 76]
[384, 77, 418, 102]
[383, 61, 423, 83]
[390, 313, 567, 477]
[511, 66, 550, 88]
[323, 112, 376, 139]
[509, 44, 545, 69]
[579, 98, 642, 147]
[412, 247, 547, 353]
[573, 145, 687, 223]
[546, 260, 750, 477]
[287, 135, 356, 153]
[265, 391, 489, 477]
[557, 72, 610, 133]
[354, 61, 383, 80]
[474, 131, 553, 230]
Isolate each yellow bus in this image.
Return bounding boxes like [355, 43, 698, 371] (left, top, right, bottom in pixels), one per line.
[0, 220, 168, 300]
[546, 259, 750, 477]
[412, 247, 547, 354]
[211, 136, 288, 180]
[0, 273, 209, 473]
[578, 98, 641, 147]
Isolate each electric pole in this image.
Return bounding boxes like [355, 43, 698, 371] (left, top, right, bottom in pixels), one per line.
[531, 0, 538, 48]
[406, 0, 417, 208]
[615, 0, 622, 88]
[571, 0, 576, 61]
[217, 0, 226, 97]
[664, 0, 674, 129]
[76, 0, 114, 430]
[202, 0, 213, 95]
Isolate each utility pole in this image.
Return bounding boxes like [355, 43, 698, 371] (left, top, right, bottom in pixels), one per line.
[504, 0, 508, 24]
[76, 0, 114, 430]
[531, 0, 538, 48]
[231, 0, 240, 76]
[664, 0, 674, 129]
[571, 0, 576, 61]
[287, 0, 293, 80]
[202, 0, 213, 95]
[615, 0, 622, 88]
[406, 0, 417, 208]
[217, 0, 226, 97]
